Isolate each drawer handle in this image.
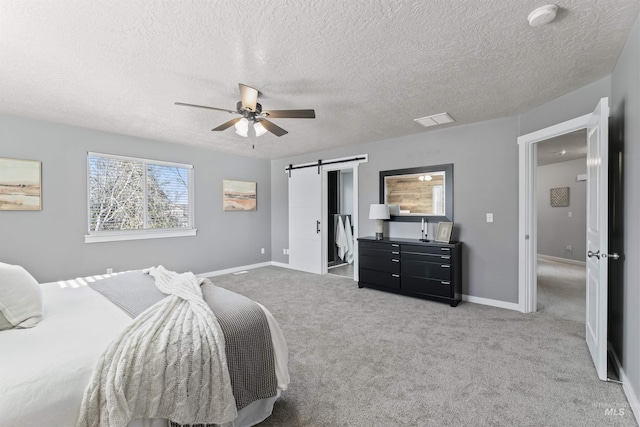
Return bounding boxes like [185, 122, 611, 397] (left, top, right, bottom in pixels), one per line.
[440, 248, 450, 251]
[391, 244, 400, 247]
[441, 281, 451, 285]
[392, 274, 400, 278]
[441, 264, 451, 268]
[391, 251, 399, 254]
[392, 259, 399, 262]
[440, 256, 451, 260]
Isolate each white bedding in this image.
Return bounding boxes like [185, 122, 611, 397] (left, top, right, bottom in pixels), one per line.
[0, 277, 288, 427]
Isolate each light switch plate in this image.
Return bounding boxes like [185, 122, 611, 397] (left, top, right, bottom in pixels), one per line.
[486, 213, 494, 223]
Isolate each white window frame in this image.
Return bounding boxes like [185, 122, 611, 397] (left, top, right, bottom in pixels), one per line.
[85, 152, 196, 243]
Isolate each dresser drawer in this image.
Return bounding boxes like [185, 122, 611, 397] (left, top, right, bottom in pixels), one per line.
[359, 240, 400, 252]
[402, 259, 451, 281]
[402, 276, 451, 298]
[360, 246, 400, 259]
[401, 251, 452, 264]
[359, 268, 400, 290]
[402, 244, 453, 256]
[360, 255, 400, 273]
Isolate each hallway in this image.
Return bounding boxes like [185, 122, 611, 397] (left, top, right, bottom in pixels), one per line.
[537, 256, 586, 324]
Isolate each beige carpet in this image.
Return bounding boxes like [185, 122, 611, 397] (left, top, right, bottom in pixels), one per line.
[211, 266, 635, 426]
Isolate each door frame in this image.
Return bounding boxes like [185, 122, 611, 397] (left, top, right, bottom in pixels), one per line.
[321, 158, 363, 281]
[517, 113, 591, 313]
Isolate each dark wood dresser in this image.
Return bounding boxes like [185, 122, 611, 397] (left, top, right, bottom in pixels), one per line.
[358, 236, 462, 306]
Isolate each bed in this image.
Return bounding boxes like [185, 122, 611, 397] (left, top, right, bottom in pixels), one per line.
[0, 264, 289, 427]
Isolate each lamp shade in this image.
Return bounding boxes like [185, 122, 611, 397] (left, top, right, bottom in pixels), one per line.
[254, 121, 267, 137]
[369, 204, 390, 220]
[234, 118, 249, 137]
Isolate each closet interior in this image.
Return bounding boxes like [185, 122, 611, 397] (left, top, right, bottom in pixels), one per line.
[327, 170, 354, 277]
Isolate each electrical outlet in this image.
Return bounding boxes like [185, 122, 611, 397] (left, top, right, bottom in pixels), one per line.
[568, 211, 573, 218]
[261, 248, 265, 254]
[283, 249, 286, 255]
[486, 213, 494, 223]
[566, 245, 572, 252]
[106, 268, 113, 274]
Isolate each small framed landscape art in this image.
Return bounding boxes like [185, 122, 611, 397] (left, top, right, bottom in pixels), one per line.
[435, 221, 453, 243]
[0, 158, 42, 211]
[223, 179, 257, 211]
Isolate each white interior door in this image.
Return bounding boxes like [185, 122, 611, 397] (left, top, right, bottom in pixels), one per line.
[289, 167, 322, 274]
[585, 97, 609, 381]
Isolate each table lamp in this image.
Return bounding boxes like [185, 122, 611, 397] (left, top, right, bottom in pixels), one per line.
[369, 204, 390, 240]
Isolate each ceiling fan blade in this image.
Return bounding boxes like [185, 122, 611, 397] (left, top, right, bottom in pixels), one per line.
[212, 117, 242, 131]
[175, 102, 238, 114]
[239, 83, 259, 111]
[263, 109, 316, 119]
[259, 119, 288, 137]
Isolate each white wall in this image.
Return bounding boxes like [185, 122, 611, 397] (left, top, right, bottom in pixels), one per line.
[536, 158, 587, 262]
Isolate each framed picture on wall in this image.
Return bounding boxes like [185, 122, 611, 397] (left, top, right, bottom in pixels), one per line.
[0, 157, 42, 211]
[223, 179, 257, 211]
[435, 221, 453, 243]
[550, 187, 569, 207]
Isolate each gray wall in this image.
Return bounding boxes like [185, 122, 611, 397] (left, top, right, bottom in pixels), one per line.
[271, 77, 612, 306]
[519, 76, 612, 134]
[0, 114, 272, 282]
[273, 116, 521, 303]
[611, 15, 640, 414]
[536, 158, 587, 262]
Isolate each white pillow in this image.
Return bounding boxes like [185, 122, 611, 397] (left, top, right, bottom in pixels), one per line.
[0, 262, 43, 330]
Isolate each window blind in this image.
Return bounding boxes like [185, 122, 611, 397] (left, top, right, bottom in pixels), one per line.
[88, 153, 194, 235]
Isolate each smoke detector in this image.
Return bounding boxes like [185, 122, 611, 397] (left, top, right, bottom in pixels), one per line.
[528, 5, 558, 27]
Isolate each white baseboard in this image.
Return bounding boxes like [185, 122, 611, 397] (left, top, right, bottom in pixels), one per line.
[462, 294, 521, 312]
[270, 261, 297, 270]
[197, 262, 272, 278]
[609, 346, 640, 424]
[538, 254, 586, 267]
[201, 262, 522, 313]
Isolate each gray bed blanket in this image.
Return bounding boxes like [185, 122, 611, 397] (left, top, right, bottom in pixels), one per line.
[89, 270, 277, 411]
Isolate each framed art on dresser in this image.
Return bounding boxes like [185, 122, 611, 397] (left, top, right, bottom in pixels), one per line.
[435, 222, 453, 243]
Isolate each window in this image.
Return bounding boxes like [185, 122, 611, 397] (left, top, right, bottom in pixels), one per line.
[85, 153, 195, 243]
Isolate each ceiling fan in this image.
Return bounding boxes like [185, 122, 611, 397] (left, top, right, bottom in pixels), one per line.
[175, 83, 316, 137]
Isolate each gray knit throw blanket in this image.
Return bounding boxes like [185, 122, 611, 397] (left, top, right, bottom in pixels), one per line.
[76, 266, 237, 427]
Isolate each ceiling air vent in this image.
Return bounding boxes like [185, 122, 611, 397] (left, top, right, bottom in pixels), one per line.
[414, 112, 455, 128]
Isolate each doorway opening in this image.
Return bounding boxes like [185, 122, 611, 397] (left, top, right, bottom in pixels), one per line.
[327, 170, 355, 278]
[518, 97, 610, 380]
[535, 130, 587, 324]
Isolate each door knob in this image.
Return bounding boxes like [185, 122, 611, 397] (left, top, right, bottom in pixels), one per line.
[587, 250, 600, 259]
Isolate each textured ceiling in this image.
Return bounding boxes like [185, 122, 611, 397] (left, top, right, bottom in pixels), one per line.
[537, 129, 587, 166]
[1, 1, 638, 160]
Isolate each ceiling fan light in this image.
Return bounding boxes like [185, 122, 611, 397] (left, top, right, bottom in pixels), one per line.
[254, 121, 267, 137]
[235, 118, 249, 137]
